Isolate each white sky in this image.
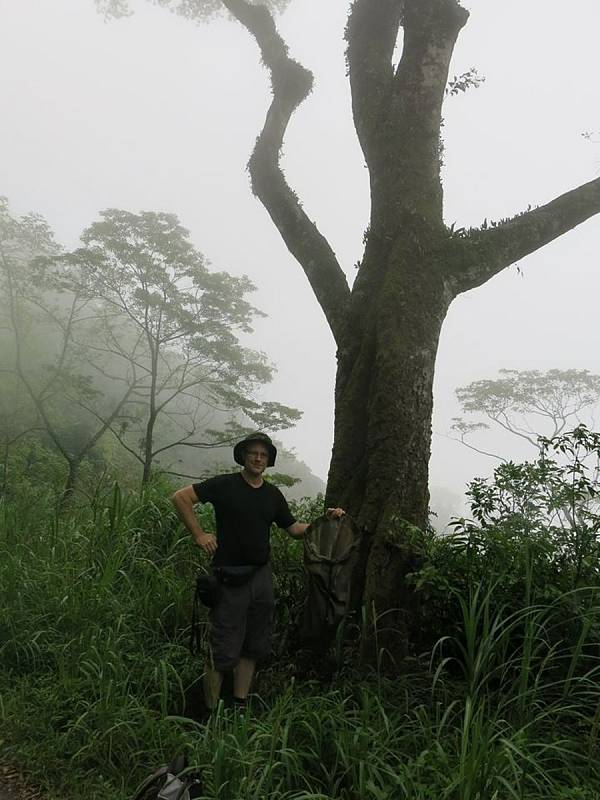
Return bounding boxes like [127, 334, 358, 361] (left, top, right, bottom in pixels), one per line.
[1, 0, 599, 511]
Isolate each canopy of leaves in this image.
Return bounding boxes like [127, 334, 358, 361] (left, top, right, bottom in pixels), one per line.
[65, 208, 271, 392]
[96, 0, 290, 22]
[0, 196, 59, 271]
[453, 369, 600, 454]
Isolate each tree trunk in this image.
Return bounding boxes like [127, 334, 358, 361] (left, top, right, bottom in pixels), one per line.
[142, 335, 160, 486]
[142, 412, 156, 485]
[59, 458, 79, 510]
[326, 247, 451, 655]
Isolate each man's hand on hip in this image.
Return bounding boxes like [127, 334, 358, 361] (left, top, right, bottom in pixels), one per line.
[196, 532, 218, 556]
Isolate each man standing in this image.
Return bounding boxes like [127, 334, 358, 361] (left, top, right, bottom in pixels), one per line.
[171, 432, 343, 709]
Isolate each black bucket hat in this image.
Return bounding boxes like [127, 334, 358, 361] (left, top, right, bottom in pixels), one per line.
[233, 432, 277, 467]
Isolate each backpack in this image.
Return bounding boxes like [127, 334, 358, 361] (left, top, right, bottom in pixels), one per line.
[300, 514, 362, 651]
[132, 755, 203, 800]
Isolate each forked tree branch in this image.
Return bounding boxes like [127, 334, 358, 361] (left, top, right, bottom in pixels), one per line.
[345, 0, 403, 163]
[221, 0, 351, 346]
[452, 176, 600, 293]
[446, 431, 507, 463]
[347, 0, 468, 228]
[397, 0, 469, 120]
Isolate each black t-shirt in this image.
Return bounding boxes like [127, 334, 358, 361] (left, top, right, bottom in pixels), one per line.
[192, 472, 296, 567]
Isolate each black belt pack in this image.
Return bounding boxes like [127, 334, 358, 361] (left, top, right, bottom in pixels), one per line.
[195, 573, 220, 607]
[215, 565, 259, 587]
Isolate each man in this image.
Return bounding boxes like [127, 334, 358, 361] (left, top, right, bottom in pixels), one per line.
[171, 432, 344, 709]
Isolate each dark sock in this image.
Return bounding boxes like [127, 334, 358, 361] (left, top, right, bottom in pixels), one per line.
[232, 696, 247, 706]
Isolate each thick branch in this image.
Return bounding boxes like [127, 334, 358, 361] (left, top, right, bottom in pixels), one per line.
[354, 0, 468, 225]
[105, 421, 145, 465]
[151, 435, 234, 458]
[1, 426, 44, 448]
[345, 0, 403, 162]
[451, 176, 600, 293]
[447, 432, 507, 463]
[222, 0, 351, 346]
[397, 0, 469, 111]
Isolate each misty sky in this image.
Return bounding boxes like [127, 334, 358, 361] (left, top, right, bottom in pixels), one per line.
[1, 0, 599, 512]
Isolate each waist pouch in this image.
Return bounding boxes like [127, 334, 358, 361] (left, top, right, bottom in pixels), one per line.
[190, 573, 221, 655]
[215, 565, 259, 587]
[195, 573, 220, 608]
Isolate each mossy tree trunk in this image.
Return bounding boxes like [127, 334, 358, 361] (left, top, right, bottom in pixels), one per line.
[221, 0, 600, 647]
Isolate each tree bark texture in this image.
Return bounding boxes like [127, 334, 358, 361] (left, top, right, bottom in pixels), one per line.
[221, 0, 600, 651]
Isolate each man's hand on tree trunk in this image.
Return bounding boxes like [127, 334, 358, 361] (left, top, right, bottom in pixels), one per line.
[326, 507, 345, 519]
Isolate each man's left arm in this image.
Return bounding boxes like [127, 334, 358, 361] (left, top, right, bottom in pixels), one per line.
[286, 521, 310, 538]
[286, 507, 345, 539]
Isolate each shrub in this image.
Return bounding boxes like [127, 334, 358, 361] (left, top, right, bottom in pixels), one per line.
[411, 426, 600, 648]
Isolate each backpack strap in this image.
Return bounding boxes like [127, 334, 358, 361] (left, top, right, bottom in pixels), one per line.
[131, 765, 170, 800]
[169, 754, 187, 776]
[190, 579, 203, 656]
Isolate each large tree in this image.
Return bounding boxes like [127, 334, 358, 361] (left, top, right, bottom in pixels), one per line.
[101, 0, 600, 638]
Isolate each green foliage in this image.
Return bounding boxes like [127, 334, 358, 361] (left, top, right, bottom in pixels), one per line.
[412, 427, 600, 644]
[3, 472, 600, 798]
[424, 582, 600, 800]
[0, 485, 198, 794]
[446, 67, 485, 97]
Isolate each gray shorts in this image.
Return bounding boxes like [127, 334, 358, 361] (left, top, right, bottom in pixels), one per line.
[209, 564, 274, 672]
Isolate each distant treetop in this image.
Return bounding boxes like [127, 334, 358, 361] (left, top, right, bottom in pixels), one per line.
[96, 0, 291, 22]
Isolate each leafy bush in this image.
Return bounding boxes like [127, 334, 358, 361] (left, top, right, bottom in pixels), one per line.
[411, 427, 600, 647]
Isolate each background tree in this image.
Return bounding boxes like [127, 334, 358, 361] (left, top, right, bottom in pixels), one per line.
[452, 369, 600, 461]
[0, 200, 303, 501]
[0, 199, 142, 504]
[65, 209, 300, 484]
[100, 0, 600, 640]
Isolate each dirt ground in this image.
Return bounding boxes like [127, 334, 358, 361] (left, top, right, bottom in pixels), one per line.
[0, 766, 42, 800]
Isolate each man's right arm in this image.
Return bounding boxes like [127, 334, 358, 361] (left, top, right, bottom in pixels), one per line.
[171, 485, 218, 557]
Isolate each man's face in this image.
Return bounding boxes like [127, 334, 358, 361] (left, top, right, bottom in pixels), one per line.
[243, 443, 269, 475]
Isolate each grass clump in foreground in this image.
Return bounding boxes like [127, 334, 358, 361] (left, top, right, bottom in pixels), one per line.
[1, 470, 600, 799]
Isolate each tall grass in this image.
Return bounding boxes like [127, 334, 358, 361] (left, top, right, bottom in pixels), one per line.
[1, 487, 600, 799]
[429, 582, 600, 799]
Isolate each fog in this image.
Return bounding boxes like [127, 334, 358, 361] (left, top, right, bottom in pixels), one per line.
[1, 0, 599, 516]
